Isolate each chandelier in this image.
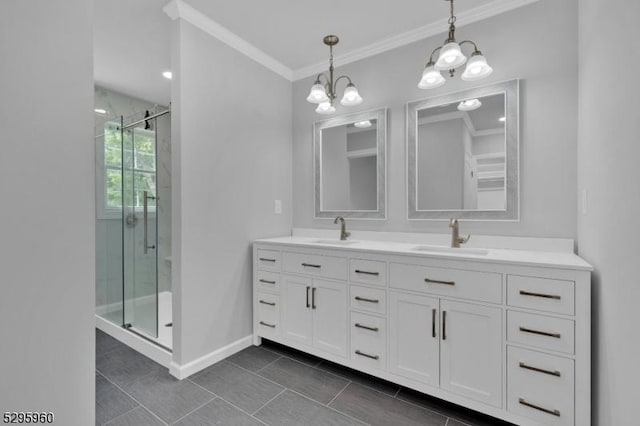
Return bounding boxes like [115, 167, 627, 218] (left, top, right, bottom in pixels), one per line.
[306, 35, 363, 114]
[418, 0, 493, 89]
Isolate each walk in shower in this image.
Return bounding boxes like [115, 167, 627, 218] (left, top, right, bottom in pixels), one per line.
[95, 98, 172, 351]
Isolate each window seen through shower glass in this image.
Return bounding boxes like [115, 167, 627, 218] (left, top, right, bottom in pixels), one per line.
[104, 122, 156, 210]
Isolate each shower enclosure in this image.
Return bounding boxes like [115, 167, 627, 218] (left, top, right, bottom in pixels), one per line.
[95, 108, 172, 350]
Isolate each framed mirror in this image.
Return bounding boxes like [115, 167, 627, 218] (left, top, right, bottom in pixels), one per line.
[407, 80, 519, 220]
[314, 108, 387, 219]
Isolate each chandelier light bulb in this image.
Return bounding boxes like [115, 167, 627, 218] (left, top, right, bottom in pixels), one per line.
[461, 53, 494, 81]
[418, 64, 445, 89]
[307, 82, 329, 104]
[457, 99, 482, 111]
[316, 102, 336, 115]
[340, 84, 363, 106]
[435, 42, 467, 70]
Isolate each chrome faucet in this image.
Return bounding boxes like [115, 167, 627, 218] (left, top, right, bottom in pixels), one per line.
[449, 218, 470, 248]
[334, 216, 351, 241]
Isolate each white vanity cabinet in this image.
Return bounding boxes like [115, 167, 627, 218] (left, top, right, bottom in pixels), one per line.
[253, 238, 591, 426]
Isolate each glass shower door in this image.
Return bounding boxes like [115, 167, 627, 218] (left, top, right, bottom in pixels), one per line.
[122, 122, 158, 339]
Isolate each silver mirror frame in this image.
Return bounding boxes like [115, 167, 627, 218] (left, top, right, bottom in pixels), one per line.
[407, 79, 519, 221]
[314, 108, 387, 219]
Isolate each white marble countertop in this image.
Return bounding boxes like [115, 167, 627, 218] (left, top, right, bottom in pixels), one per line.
[254, 235, 593, 271]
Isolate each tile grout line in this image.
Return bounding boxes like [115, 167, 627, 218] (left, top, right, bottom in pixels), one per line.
[100, 405, 140, 426]
[228, 360, 369, 425]
[393, 392, 458, 421]
[251, 388, 287, 415]
[96, 369, 170, 426]
[326, 380, 352, 406]
[168, 396, 219, 425]
[186, 378, 270, 426]
[393, 387, 401, 398]
[249, 355, 283, 374]
[283, 387, 370, 426]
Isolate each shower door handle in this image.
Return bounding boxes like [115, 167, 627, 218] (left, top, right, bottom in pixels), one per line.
[143, 191, 156, 254]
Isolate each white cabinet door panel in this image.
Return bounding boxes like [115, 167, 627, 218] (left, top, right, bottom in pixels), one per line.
[281, 275, 313, 345]
[440, 300, 502, 407]
[312, 279, 348, 357]
[389, 291, 439, 386]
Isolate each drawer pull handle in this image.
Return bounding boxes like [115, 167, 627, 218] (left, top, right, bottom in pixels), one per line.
[519, 326, 561, 339]
[432, 308, 437, 338]
[354, 296, 379, 304]
[259, 321, 276, 328]
[259, 300, 276, 306]
[519, 290, 561, 300]
[355, 350, 379, 360]
[354, 323, 379, 332]
[424, 277, 455, 286]
[302, 263, 321, 268]
[518, 398, 560, 417]
[355, 269, 380, 276]
[259, 279, 276, 284]
[259, 258, 276, 263]
[519, 362, 561, 377]
[306, 286, 311, 308]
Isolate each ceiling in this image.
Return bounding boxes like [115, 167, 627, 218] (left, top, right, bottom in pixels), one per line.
[94, 0, 527, 106]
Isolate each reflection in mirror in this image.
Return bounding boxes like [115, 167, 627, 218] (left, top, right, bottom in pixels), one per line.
[408, 80, 518, 220]
[417, 93, 505, 210]
[314, 108, 386, 219]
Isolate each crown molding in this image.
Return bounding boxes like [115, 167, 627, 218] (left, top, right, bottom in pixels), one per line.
[163, 0, 293, 81]
[292, 0, 541, 81]
[163, 0, 540, 83]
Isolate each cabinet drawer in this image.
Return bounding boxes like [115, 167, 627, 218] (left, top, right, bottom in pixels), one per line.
[256, 292, 279, 339]
[283, 251, 347, 281]
[350, 285, 386, 316]
[389, 263, 502, 304]
[508, 311, 574, 354]
[351, 312, 386, 371]
[255, 271, 280, 293]
[256, 249, 281, 271]
[507, 346, 574, 426]
[507, 275, 574, 315]
[349, 259, 386, 287]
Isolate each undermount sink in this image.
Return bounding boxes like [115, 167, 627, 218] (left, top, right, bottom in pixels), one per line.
[310, 239, 360, 245]
[411, 245, 489, 256]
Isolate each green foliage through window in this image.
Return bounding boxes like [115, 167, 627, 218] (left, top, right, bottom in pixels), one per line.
[104, 122, 156, 209]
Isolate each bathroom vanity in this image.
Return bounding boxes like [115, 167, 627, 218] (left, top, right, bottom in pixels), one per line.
[252, 235, 591, 426]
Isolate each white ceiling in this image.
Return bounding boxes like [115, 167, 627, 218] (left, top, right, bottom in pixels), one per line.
[94, 0, 531, 105]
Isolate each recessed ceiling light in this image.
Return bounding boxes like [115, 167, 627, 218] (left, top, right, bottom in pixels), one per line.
[94, 108, 107, 115]
[162, 70, 172, 80]
[457, 99, 482, 111]
[499, 116, 506, 122]
[354, 120, 372, 128]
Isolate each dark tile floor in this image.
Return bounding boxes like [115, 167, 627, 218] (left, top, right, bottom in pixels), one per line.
[96, 330, 514, 426]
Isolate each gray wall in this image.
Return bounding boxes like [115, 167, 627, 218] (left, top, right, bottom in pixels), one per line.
[292, 0, 578, 238]
[0, 1, 95, 424]
[577, 0, 640, 424]
[171, 20, 292, 366]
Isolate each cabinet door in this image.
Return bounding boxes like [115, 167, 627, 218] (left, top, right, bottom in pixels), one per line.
[440, 300, 502, 407]
[389, 291, 439, 386]
[312, 279, 348, 357]
[281, 275, 313, 346]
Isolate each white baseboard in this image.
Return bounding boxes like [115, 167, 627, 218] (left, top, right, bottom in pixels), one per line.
[96, 315, 172, 368]
[169, 335, 253, 379]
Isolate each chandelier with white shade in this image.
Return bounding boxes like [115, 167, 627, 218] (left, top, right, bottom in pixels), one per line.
[307, 35, 363, 114]
[418, 0, 494, 90]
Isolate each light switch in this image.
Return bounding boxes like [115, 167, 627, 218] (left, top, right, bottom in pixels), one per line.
[274, 200, 282, 214]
